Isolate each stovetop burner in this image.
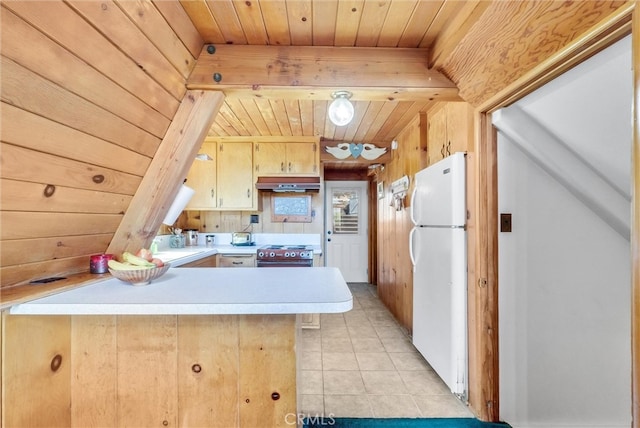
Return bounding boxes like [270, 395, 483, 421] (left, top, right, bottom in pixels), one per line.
[262, 245, 308, 250]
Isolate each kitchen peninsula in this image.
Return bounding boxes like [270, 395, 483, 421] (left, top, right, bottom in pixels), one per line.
[3, 266, 351, 427]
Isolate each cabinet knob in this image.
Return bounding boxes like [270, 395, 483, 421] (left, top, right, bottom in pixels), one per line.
[280, 162, 285, 172]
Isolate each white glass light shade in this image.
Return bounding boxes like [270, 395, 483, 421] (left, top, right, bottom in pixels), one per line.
[328, 94, 354, 126]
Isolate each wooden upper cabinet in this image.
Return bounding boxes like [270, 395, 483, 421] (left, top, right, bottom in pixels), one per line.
[427, 106, 447, 165]
[185, 142, 217, 209]
[185, 140, 256, 211]
[217, 141, 255, 210]
[255, 142, 319, 176]
[427, 102, 473, 166]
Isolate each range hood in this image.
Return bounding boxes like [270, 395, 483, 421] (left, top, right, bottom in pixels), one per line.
[255, 176, 321, 193]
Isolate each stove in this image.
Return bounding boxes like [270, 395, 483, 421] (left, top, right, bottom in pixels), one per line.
[256, 245, 314, 267]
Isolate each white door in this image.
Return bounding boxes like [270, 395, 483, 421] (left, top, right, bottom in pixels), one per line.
[324, 181, 368, 282]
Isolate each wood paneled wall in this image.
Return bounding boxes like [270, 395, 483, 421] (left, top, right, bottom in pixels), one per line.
[2, 313, 297, 428]
[375, 113, 427, 332]
[0, 1, 204, 289]
[175, 191, 324, 236]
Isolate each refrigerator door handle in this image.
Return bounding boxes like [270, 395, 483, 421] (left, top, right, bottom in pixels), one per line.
[409, 185, 418, 225]
[409, 227, 417, 266]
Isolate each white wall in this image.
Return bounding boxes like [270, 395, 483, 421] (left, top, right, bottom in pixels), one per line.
[496, 36, 632, 428]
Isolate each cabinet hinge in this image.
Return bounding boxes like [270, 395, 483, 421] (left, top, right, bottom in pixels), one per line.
[313, 143, 317, 152]
[219, 144, 223, 152]
[255, 144, 259, 152]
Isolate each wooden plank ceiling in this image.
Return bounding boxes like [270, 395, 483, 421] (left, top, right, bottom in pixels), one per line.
[180, 0, 629, 169]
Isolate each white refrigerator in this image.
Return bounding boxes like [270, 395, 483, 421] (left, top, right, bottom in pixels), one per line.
[409, 152, 467, 397]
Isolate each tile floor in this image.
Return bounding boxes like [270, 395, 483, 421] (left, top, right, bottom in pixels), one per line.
[298, 282, 473, 419]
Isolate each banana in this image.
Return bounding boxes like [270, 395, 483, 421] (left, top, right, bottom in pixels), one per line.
[108, 259, 152, 271]
[122, 251, 155, 267]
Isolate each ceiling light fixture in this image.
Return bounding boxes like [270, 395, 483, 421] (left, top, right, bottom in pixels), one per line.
[195, 153, 213, 161]
[328, 90, 354, 127]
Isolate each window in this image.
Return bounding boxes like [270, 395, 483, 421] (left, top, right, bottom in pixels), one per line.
[332, 189, 360, 234]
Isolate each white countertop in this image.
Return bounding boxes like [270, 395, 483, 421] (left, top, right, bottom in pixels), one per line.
[152, 232, 323, 266]
[9, 267, 352, 316]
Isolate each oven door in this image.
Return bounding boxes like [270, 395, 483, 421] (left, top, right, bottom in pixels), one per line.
[256, 259, 313, 268]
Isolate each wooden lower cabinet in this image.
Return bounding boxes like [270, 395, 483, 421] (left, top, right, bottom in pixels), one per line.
[179, 255, 218, 267]
[2, 312, 297, 428]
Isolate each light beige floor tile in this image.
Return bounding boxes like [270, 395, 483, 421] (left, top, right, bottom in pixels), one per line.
[398, 370, 451, 394]
[389, 352, 432, 371]
[301, 350, 323, 370]
[373, 324, 406, 339]
[300, 334, 322, 352]
[413, 394, 474, 417]
[298, 283, 474, 420]
[350, 299, 363, 310]
[358, 299, 385, 310]
[367, 310, 399, 327]
[323, 370, 366, 394]
[324, 394, 373, 417]
[351, 337, 385, 353]
[355, 352, 396, 370]
[344, 311, 369, 325]
[347, 323, 379, 338]
[300, 394, 324, 416]
[322, 352, 358, 370]
[321, 313, 346, 326]
[320, 323, 350, 338]
[380, 336, 417, 353]
[301, 370, 323, 395]
[361, 370, 408, 394]
[368, 394, 422, 418]
[321, 336, 353, 353]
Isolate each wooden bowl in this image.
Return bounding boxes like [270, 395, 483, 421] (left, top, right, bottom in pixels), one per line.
[109, 263, 170, 286]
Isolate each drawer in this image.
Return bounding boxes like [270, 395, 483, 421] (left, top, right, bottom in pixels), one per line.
[217, 254, 255, 267]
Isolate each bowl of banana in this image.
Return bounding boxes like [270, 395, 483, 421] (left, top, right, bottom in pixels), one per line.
[108, 251, 170, 286]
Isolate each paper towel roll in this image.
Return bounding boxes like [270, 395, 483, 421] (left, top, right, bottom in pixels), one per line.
[162, 184, 195, 225]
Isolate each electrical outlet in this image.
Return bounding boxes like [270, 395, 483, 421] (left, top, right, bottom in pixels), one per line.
[250, 214, 259, 224]
[500, 213, 512, 232]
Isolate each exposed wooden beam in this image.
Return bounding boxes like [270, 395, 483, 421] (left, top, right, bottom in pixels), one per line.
[477, 1, 634, 113]
[187, 45, 460, 102]
[107, 90, 224, 255]
[429, 0, 493, 70]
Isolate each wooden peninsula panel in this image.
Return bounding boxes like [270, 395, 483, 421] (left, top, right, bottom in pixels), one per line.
[2, 313, 297, 427]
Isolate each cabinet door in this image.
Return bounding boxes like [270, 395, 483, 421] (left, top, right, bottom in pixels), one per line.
[427, 107, 447, 166]
[217, 142, 254, 209]
[446, 102, 472, 155]
[179, 255, 217, 267]
[254, 143, 286, 175]
[185, 142, 217, 209]
[286, 142, 318, 175]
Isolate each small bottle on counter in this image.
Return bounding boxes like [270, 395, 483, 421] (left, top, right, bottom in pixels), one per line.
[90, 253, 114, 274]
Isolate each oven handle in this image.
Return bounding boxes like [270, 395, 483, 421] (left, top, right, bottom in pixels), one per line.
[256, 260, 313, 267]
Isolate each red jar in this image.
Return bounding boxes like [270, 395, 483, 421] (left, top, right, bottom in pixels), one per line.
[90, 253, 114, 274]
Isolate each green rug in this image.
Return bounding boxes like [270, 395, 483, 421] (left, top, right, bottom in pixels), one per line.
[303, 417, 510, 427]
